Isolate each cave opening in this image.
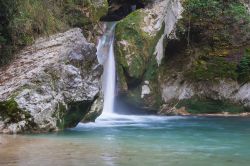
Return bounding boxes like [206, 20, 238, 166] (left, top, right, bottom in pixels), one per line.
[164, 39, 187, 61]
[100, 0, 147, 21]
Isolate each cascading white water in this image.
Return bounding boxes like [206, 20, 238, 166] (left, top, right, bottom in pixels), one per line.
[96, 22, 116, 116]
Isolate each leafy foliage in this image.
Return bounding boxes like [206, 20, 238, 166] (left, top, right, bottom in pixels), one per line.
[0, 0, 107, 66]
[178, 0, 250, 48]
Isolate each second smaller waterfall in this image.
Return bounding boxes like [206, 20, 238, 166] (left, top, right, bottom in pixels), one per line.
[96, 22, 116, 116]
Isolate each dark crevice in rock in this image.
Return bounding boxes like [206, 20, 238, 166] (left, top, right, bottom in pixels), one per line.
[58, 100, 94, 129]
[81, 95, 103, 123]
[164, 39, 187, 61]
[162, 38, 190, 73]
[122, 66, 144, 90]
[100, 0, 146, 21]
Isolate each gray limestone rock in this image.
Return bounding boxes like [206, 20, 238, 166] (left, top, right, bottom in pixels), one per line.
[0, 28, 102, 134]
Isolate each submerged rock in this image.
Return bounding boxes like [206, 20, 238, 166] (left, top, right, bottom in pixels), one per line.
[0, 28, 102, 134]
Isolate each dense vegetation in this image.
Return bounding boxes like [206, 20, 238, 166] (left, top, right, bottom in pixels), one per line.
[0, 0, 107, 66]
[176, 0, 250, 82]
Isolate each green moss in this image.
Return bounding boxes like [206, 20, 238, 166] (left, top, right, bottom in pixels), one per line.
[143, 58, 163, 108]
[114, 8, 166, 110]
[115, 10, 147, 90]
[173, 0, 250, 82]
[56, 100, 93, 129]
[125, 83, 163, 110]
[0, 98, 31, 123]
[144, 55, 159, 80]
[115, 10, 165, 79]
[116, 64, 128, 91]
[55, 102, 67, 129]
[115, 10, 147, 78]
[177, 98, 248, 114]
[186, 55, 238, 81]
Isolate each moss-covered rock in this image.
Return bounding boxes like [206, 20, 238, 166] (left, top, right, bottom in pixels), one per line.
[0, 98, 31, 123]
[56, 100, 94, 129]
[185, 55, 238, 82]
[115, 10, 162, 83]
[115, 9, 163, 108]
[114, 0, 183, 110]
[0, 98, 37, 133]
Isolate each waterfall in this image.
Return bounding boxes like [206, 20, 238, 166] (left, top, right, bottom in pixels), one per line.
[96, 22, 116, 116]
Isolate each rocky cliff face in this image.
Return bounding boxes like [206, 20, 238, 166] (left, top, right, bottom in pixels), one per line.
[114, 0, 250, 115]
[160, 79, 250, 115]
[159, 0, 250, 114]
[114, 0, 183, 111]
[0, 28, 102, 134]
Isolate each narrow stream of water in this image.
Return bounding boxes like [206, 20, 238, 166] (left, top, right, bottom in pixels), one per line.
[96, 22, 116, 117]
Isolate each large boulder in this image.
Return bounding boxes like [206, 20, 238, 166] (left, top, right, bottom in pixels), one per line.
[0, 28, 102, 134]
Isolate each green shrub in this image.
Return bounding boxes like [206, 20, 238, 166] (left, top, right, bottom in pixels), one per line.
[184, 0, 222, 18]
[237, 48, 250, 82]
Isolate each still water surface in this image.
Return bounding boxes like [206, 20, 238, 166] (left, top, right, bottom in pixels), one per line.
[1, 115, 250, 166]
